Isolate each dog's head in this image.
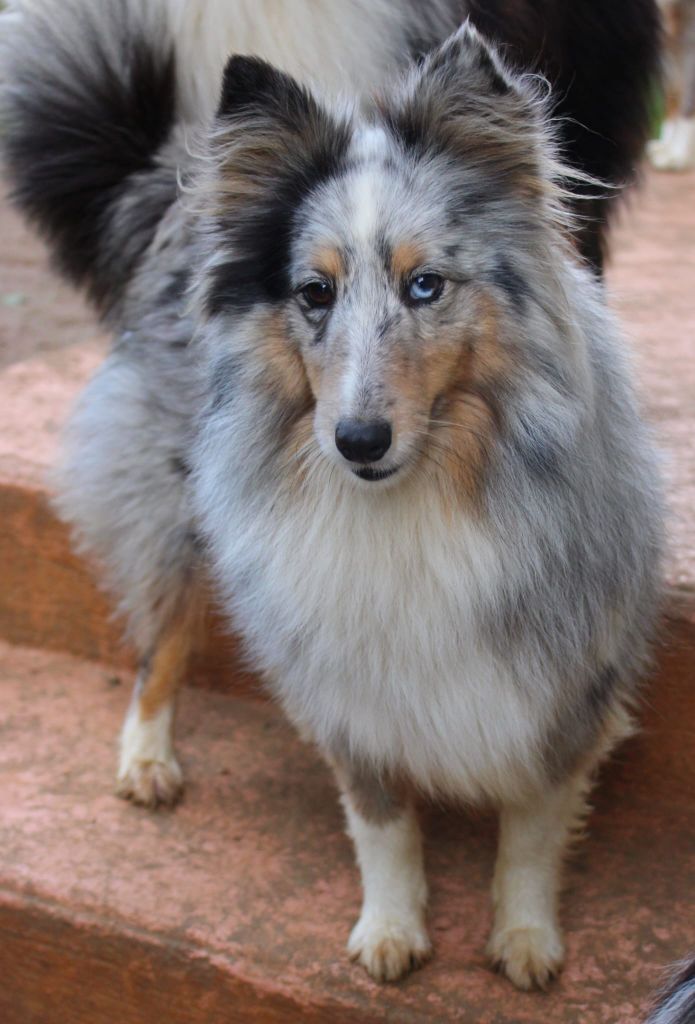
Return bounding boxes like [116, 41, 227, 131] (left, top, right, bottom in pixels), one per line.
[195, 24, 572, 501]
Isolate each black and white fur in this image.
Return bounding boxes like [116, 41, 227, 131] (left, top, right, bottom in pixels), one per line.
[0, 0, 663, 991]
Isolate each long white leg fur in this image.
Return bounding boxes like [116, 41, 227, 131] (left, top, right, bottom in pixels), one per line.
[488, 772, 591, 990]
[342, 795, 431, 982]
[117, 675, 183, 808]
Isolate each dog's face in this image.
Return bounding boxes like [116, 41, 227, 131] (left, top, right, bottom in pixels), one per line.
[198, 25, 560, 500]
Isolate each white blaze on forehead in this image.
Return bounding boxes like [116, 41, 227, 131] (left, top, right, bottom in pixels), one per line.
[349, 125, 389, 245]
[352, 124, 390, 162]
[338, 125, 390, 414]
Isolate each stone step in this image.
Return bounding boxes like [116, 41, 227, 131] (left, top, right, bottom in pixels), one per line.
[1, 639, 693, 1024]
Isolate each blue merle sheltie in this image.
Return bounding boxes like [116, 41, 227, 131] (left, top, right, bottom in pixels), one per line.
[0, 0, 663, 990]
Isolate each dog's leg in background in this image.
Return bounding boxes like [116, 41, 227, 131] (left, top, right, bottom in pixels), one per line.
[117, 590, 203, 808]
[333, 761, 430, 982]
[487, 769, 593, 990]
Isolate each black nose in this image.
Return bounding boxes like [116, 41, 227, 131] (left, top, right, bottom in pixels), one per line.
[335, 419, 392, 464]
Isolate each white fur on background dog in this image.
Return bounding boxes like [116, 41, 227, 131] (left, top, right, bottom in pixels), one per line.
[162, 0, 457, 120]
[1, 0, 456, 123]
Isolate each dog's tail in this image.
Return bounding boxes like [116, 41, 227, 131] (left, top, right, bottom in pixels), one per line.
[0, 0, 181, 317]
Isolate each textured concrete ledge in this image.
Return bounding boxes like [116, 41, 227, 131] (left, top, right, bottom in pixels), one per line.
[0, 638, 693, 1024]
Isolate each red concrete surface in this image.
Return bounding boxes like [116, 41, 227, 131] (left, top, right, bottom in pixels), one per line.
[0, 632, 693, 1024]
[608, 171, 695, 594]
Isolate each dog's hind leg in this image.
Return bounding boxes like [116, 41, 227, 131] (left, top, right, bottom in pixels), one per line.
[332, 758, 431, 982]
[117, 587, 204, 809]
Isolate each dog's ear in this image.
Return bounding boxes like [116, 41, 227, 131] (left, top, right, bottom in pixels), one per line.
[381, 22, 549, 190]
[217, 55, 317, 131]
[194, 58, 350, 315]
[211, 55, 349, 192]
[421, 20, 518, 100]
[202, 55, 349, 227]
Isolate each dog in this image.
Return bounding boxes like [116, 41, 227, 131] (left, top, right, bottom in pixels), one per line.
[649, 0, 695, 170]
[0, 0, 663, 992]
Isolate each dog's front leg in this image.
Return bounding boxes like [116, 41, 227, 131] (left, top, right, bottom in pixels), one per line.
[488, 771, 591, 990]
[117, 591, 203, 808]
[332, 760, 431, 982]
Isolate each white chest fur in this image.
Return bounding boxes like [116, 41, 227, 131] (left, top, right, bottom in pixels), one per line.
[202, 464, 552, 805]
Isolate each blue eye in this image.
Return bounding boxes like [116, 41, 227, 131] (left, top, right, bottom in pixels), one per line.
[407, 272, 444, 305]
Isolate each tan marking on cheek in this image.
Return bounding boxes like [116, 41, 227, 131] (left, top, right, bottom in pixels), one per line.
[467, 292, 518, 395]
[421, 292, 515, 509]
[391, 242, 426, 281]
[259, 310, 315, 408]
[430, 389, 497, 510]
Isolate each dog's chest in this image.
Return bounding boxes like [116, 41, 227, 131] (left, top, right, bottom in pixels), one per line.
[215, 483, 547, 802]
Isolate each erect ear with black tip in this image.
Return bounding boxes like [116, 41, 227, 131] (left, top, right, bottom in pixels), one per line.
[217, 54, 314, 128]
[378, 20, 544, 192]
[196, 56, 351, 316]
[426, 21, 516, 98]
[382, 21, 540, 149]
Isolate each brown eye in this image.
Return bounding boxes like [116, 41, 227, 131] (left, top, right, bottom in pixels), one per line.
[406, 272, 444, 305]
[299, 279, 334, 310]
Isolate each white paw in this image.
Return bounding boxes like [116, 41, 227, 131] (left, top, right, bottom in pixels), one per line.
[348, 915, 432, 982]
[117, 756, 184, 808]
[487, 924, 564, 991]
[118, 700, 182, 807]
